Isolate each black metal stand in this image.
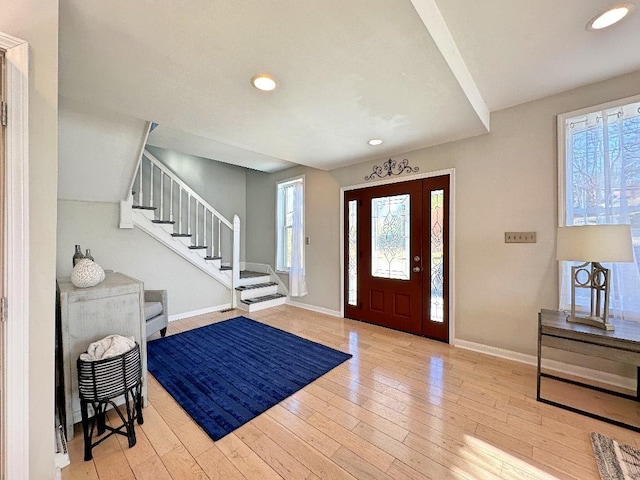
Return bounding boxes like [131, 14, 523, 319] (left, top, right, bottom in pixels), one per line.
[77, 343, 144, 461]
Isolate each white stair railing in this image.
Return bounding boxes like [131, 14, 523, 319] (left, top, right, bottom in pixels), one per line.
[127, 148, 241, 302]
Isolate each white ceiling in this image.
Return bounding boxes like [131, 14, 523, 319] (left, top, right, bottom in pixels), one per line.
[59, 0, 640, 173]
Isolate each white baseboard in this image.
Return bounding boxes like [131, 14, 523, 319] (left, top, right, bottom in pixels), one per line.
[285, 299, 342, 318]
[169, 303, 232, 322]
[453, 338, 635, 391]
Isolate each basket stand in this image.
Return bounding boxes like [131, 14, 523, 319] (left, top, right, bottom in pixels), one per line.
[77, 343, 144, 461]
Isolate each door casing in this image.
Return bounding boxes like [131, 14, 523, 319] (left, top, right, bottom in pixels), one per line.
[339, 168, 455, 342]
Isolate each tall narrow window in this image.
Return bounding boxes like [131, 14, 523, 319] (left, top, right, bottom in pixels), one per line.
[276, 177, 307, 296]
[559, 96, 640, 319]
[430, 189, 444, 322]
[347, 199, 358, 306]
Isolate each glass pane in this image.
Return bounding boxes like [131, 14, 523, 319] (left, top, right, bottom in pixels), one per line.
[371, 194, 410, 280]
[348, 200, 358, 306]
[430, 190, 444, 322]
[562, 101, 640, 316]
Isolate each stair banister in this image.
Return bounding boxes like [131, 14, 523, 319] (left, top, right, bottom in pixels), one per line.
[142, 149, 232, 229]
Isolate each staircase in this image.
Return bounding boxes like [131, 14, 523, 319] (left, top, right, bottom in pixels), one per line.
[120, 129, 287, 312]
[236, 271, 286, 312]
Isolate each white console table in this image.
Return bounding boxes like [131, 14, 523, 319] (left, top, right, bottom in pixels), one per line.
[57, 272, 147, 440]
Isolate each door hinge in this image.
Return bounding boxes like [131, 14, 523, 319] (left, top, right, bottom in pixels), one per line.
[1, 101, 7, 127]
[0, 297, 7, 322]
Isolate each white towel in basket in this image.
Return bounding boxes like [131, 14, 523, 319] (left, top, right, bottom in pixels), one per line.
[80, 335, 135, 361]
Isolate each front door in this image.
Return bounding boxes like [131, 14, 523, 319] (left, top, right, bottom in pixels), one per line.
[344, 175, 449, 342]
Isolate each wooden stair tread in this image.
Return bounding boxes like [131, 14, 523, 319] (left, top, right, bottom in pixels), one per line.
[188, 245, 207, 250]
[240, 270, 270, 279]
[204, 256, 222, 261]
[235, 282, 278, 291]
[132, 205, 156, 210]
[152, 220, 175, 224]
[171, 233, 192, 237]
[240, 293, 286, 305]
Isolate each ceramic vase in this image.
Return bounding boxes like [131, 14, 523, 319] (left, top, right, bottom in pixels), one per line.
[71, 258, 106, 288]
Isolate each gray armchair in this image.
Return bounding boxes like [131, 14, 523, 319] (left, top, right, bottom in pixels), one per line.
[144, 290, 168, 338]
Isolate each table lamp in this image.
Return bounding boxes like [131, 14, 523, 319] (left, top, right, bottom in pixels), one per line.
[556, 224, 633, 331]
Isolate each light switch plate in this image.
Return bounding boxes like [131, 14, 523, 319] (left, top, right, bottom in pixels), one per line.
[505, 232, 536, 243]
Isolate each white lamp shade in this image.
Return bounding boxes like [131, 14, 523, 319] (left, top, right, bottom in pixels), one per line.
[557, 224, 633, 262]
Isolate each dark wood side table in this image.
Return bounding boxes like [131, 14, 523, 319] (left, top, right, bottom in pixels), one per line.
[537, 309, 640, 432]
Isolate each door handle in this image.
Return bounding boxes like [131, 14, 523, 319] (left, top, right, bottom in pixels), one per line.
[413, 266, 421, 272]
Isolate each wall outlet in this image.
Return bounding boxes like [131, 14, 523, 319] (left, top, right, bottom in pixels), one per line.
[505, 232, 536, 243]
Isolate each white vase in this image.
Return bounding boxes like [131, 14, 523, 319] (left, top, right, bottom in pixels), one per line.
[71, 258, 106, 288]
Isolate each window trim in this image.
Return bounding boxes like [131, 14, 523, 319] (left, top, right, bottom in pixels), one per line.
[275, 175, 305, 273]
[557, 93, 640, 314]
[557, 93, 640, 228]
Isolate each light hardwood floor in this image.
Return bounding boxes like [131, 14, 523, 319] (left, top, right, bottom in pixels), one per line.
[62, 305, 640, 480]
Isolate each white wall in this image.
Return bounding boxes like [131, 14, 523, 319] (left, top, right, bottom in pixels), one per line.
[0, 1, 58, 477]
[58, 97, 148, 202]
[246, 69, 640, 361]
[57, 200, 231, 315]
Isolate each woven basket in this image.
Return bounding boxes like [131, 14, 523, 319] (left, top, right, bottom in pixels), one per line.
[77, 343, 141, 402]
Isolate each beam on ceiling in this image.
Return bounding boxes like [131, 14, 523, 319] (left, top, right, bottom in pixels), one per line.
[410, 0, 490, 132]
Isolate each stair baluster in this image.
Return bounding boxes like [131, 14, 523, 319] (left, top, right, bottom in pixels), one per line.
[187, 194, 191, 235]
[169, 180, 174, 222]
[138, 160, 143, 205]
[195, 201, 199, 246]
[150, 163, 154, 210]
[218, 219, 222, 259]
[160, 170, 165, 220]
[178, 186, 183, 234]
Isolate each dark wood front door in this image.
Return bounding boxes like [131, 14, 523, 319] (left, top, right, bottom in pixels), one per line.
[344, 175, 449, 342]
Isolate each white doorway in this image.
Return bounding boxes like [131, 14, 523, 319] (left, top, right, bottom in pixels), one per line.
[0, 31, 29, 480]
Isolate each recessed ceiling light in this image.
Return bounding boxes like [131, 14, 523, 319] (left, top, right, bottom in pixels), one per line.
[587, 3, 635, 30]
[251, 74, 277, 91]
[368, 139, 383, 146]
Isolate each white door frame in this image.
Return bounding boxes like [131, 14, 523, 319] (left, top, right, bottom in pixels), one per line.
[339, 168, 456, 343]
[0, 32, 30, 480]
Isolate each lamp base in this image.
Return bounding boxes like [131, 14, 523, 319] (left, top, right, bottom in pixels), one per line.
[566, 314, 614, 331]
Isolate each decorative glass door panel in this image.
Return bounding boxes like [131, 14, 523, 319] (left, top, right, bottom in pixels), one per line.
[430, 189, 444, 322]
[371, 194, 410, 280]
[347, 199, 358, 306]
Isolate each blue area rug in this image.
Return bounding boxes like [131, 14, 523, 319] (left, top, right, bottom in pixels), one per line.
[147, 316, 352, 441]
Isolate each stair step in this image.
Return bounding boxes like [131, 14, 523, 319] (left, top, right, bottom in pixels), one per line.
[240, 293, 286, 305]
[240, 270, 270, 279]
[152, 220, 175, 225]
[235, 282, 278, 291]
[204, 256, 222, 261]
[188, 245, 207, 250]
[220, 266, 232, 271]
[171, 233, 192, 237]
[132, 205, 156, 211]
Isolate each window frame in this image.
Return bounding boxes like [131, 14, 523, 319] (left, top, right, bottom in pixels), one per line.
[557, 93, 640, 228]
[275, 175, 305, 273]
[557, 93, 640, 314]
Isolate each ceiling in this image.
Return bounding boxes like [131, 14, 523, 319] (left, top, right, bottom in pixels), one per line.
[59, 0, 640, 173]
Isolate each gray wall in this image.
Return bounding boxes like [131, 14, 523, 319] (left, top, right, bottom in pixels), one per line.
[1, 1, 58, 476]
[58, 97, 148, 202]
[246, 167, 342, 310]
[57, 200, 231, 315]
[146, 145, 247, 262]
[246, 69, 640, 362]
